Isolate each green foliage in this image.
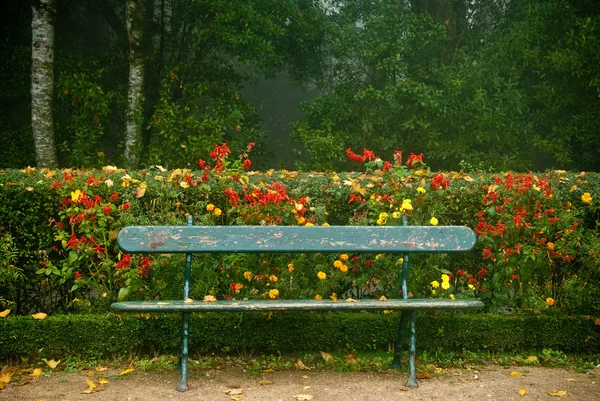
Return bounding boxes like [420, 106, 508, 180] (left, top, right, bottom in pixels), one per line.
[0, 313, 598, 361]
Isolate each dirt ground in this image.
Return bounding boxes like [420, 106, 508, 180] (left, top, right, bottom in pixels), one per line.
[1, 366, 598, 401]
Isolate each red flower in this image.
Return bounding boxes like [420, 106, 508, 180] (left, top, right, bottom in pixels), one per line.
[49, 181, 60, 190]
[122, 203, 131, 211]
[224, 188, 240, 207]
[430, 173, 451, 190]
[393, 150, 403, 165]
[137, 257, 152, 277]
[75, 271, 82, 280]
[383, 161, 392, 172]
[456, 269, 464, 277]
[102, 205, 111, 214]
[405, 152, 424, 167]
[67, 234, 79, 249]
[348, 194, 364, 204]
[363, 149, 376, 161]
[477, 268, 487, 277]
[243, 159, 252, 170]
[209, 143, 231, 160]
[115, 254, 131, 270]
[198, 159, 207, 168]
[109, 192, 119, 202]
[346, 148, 365, 164]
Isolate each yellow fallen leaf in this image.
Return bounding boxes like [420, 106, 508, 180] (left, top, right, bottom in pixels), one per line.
[119, 367, 134, 375]
[345, 298, 358, 302]
[517, 388, 528, 396]
[203, 295, 217, 302]
[31, 313, 47, 320]
[86, 379, 96, 389]
[86, 370, 95, 377]
[303, 386, 312, 390]
[379, 296, 388, 301]
[510, 371, 524, 377]
[14, 378, 32, 386]
[525, 356, 538, 363]
[400, 387, 411, 391]
[0, 382, 4, 390]
[224, 388, 243, 395]
[295, 360, 311, 371]
[302, 375, 309, 379]
[547, 390, 568, 397]
[45, 359, 60, 369]
[231, 397, 244, 401]
[98, 378, 109, 385]
[257, 380, 273, 385]
[293, 395, 313, 401]
[320, 351, 334, 363]
[565, 378, 576, 382]
[0, 309, 11, 318]
[262, 369, 275, 373]
[94, 366, 107, 372]
[416, 372, 432, 379]
[330, 293, 338, 303]
[29, 368, 43, 377]
[81, 388, 95, 394]
[184, 298, 194, 303]
[0, 373, 11, 384]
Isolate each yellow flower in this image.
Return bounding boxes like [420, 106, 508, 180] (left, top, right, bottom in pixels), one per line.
[392, 211, 401, 219]
[429, 216, 438, 226]
[317, 271, 327, 280]
[441, 274, 450, 283]
[431, 289, 436, 295]
[400, 199, 413, 211]
[569, 185, 577, 192]
[396, 258, 404, 265]
[449, 294, 455, 300]
[441, 281, 450, 290]
[213, 208, 222, 216]
[71, 189, 82, 202]
[431, 281, 440, 288]
[379, 212, 389, 219]
[376, 218, 386, 225]
[339, 264, 348, 273]
[375, 254, 384, 260]
[269, 275, 278, 283]
[333, 260, 343, 268]
[288, 263, 294, 272]
[243, 271, 253, 281]
[269, 289, 279, 299]
[297, 217, 306, 225]
[546, 297, 555, 306]
[582, 192, 592, 204]
[417, 187, 426, 194]
[314, 294, 323, 301]
[206, 204, 215, 211]
[340, 254, 349, 261]
[305, 222, 314, 226]
[321, 222, 330, 226]
[468, 284, 475, 290]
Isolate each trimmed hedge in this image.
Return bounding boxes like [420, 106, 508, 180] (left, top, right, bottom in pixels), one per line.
[1, 312, 598, 360]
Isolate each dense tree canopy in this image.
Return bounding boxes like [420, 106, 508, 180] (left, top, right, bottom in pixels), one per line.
[1, 0, 599, 171]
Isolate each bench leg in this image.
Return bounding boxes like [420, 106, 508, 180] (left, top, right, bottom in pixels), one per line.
[176, 311, 190, 392]
[390, 311, 409, 369]
[405, 310, 418, 388]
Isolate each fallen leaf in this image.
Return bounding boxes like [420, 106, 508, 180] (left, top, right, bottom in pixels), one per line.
[400, 387, 411, 391]
[45, 359, 60, 369]
[303, 386, 312, 390]
[133, 186, 146, 198]
[320, 352, 334, 363]
[510, 371, 524, 377]
[184, 298, 194, 303]
[302, 375, 309, 379]
[224, 389, 243, 395]
[525, 356, 538, 363]
[231, 397, 243, 401]
[94, 366, 108, 372]
[595, 318, 600, 326]
[86, 379, 96, 389]
[25, 186, 34, 192]
[98, 378, 109, 385]
[0, 382, 4, 390]
[81, 388, 95, 394]
[0, 373, 10, 384]
[547, 390, 568, 397]
[378, 296, 388, 301]
[31, 313, 47, 320]
[295, 360, 311, 371]
[517, 388, 528, 396]
[29, 368, 43, 377]
[86, 371, 95, 377]
[203, 295, 217, 302]
[14, 378, 31, 386]
[257, 380, 273, 385]
[0, 309, 11, 318]
[330, 293, 338, 303]
[344, 354, 358, 365]
[565, 378, 577, 382]
[345, 298, 357, 302]
[416, 372, 432, 379]
[293, 395, 313, 401]
[262, 369, 275, 373]
[119, 367, 134, 375]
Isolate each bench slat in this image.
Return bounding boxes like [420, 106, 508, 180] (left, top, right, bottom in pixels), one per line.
[112, 299, 484, 312]
[117, 226, 476, 254]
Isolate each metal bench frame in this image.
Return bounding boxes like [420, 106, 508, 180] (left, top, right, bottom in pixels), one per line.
[112, 215, 483, 391]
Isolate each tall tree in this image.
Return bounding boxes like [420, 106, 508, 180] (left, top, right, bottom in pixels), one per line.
[31, 0, 58, 168]
[124, 0, 145, 167]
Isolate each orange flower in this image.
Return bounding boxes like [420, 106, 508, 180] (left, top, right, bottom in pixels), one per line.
[546, 242, 555, 251]
[546, 297, 555, 306]
[269, 289, 279, 299]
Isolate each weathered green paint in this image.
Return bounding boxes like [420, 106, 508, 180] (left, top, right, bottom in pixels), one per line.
[117, 225, 476, 254]
[111, 298, 484, 312]
[111, 221, 481, 392]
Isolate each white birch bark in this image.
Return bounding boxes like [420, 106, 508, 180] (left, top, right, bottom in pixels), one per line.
[124, 0, 145, 168]
[31, 0, 58, 168]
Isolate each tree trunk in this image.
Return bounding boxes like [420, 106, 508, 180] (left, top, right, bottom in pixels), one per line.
[124, 0, 145, 168]
[31, 0, 58, 168]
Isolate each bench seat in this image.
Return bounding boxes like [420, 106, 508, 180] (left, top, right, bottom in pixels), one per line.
[112, 298, 484, 312]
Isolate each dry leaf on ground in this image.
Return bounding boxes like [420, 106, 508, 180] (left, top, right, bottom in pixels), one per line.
[184, 298, 194, 303]
[119, 368, 134, 375]
[29, 368, 42, 377]
[257, 380, 273, 385]
[293, 394, 314, 401]
[86, 371, 95, 377]
[31, 313, 47, 320]
[303, 386, 312, 390]
[517, 388, 528, 396]
[416, 372, 432, 379]
[320, 352, 334, 363]
[547, 390, 568, 397]
[224, 388, 243, 395]
[98, 378, 109, 385]
[45, 360, 60, 369]
[203, 295, 217, 302]
[94, 366, 107, 372]
[510, 371, 524, 377]
[85, 379, 96, 389]
[295, 360, 311, 371]
[565, 378, 577, 382]
[262, 369, 275, 373]
[0, 309, 11, 318]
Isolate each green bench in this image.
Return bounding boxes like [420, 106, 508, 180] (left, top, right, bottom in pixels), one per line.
[111, 215, 483, 392]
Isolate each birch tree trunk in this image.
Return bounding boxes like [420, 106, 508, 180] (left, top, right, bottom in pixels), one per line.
[124, 0, 145, 168]
[31, 0, 58, 168]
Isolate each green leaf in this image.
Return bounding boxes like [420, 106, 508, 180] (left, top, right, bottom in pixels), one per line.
[118, 287, 130, 301]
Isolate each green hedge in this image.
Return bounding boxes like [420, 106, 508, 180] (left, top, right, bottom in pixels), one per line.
[1, 312, 598, 360]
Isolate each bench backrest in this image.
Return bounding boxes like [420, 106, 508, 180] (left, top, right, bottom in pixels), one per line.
[117, 225, 476, 254]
